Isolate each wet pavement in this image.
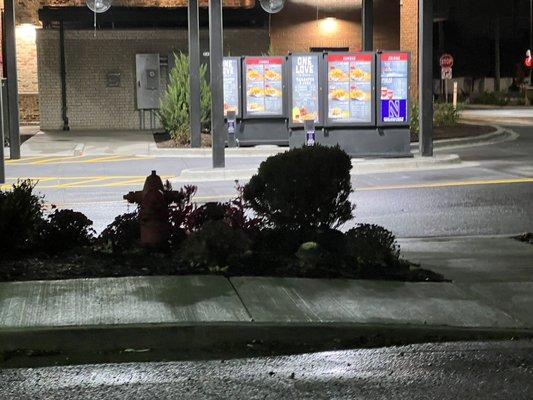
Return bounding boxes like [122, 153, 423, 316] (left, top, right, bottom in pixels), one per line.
[1, 340, 532, 399]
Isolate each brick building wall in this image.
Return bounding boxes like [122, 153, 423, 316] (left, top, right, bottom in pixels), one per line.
[270, 0, 400, 54]
[400, 0, 419, 99]
[37, 28, 268, 130]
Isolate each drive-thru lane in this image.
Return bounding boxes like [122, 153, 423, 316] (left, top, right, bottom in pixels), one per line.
[3, 125, 533, 237]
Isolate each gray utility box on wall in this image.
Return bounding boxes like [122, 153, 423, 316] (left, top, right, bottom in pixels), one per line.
[136, 54, 161, 110]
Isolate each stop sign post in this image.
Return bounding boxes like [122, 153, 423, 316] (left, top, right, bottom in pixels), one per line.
[440, 54, 454, 102]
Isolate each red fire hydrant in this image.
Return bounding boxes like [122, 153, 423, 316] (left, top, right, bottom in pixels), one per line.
[124, 170, 181, 247]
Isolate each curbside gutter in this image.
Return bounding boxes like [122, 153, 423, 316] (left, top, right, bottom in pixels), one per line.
[2, 322, 532, 368]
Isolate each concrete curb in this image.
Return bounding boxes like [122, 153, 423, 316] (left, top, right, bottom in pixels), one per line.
[2, 321, 532, 368]
[173, 154, 471, 183]
[412, 125, 517, 152]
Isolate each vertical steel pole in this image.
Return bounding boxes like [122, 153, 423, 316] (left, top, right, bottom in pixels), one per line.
[4, 0, 20, 159]
[419, 0, 433, 157]
[362, 0, 373, 51]
[209, 0, 225, 168]
[188, 0, 202, 148]
[494, 15, 500, 92]
[60, 21, 70, 131]
[0, 80, 5, 184]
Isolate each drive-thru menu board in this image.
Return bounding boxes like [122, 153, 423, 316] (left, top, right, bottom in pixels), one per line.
[244, 57, 284, 117]
[326, 53, 373, 125]
[223, 57, 241, 117]
[379, 52, 409, 124]
[290, 54, 320, 125]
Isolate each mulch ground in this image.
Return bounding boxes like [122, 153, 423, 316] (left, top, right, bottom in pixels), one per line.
[411, 123, 496, 142]
[154, 132, 212, 148]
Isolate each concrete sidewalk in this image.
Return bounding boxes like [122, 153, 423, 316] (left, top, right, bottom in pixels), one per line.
[15, 125, 514, 159]
[0, 236, 532, 362]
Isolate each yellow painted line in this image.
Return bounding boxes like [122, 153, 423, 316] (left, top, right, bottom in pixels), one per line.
[192, 177, 533, 201]
[53, 177, 118, 189]
[2, 176, 532, 192]
[5, 156, 56, 164]
[6, 155, 155, 166]
[28, 155, 85, 165]
[356, 177, 533, 192]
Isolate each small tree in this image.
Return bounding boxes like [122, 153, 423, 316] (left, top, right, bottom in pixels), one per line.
[158, 53, 211, 145]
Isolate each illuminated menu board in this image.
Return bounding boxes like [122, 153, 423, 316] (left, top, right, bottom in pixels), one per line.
[244, 57, 284, 117]
[223, 57, 240, 117]
[379, 52, 409, 124]
[327, 53, 373, 124]
[290, 54, 320, 125]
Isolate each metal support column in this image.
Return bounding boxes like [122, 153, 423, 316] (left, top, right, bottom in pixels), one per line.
[0, 80, 5, 184]
[362, 0, 374, 51]
[209, 0, 225, 168]
[419, 0, 433, 157]
[60, 21, 70, 131]
[188, 0, 201, 148]
[4, 0, 20, 159]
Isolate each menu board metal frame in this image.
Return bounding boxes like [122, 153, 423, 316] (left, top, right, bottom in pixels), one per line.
[242, 56, 287, 120]
[376, 51, 411, 127]
[288, 53, 324, 128]
[324, 52, 376, 128]
[223, 57, 242, 119]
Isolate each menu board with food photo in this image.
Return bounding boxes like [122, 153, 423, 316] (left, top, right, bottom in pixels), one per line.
[290, 54, 320, 125]
[327, 53, 373, 124]
[379, 52, 409, 124]
[223, 57, 240, 117]
[244, 57, 284, 117]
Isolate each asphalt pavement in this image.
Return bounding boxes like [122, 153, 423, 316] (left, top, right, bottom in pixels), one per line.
[2, 125, 533, 236]
[1, 340, 531, 399]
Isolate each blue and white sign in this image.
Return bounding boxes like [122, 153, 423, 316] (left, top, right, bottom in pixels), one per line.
[379, 52, 409, 124]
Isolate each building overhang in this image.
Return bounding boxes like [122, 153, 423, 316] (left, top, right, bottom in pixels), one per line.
[39, 5, 267, 29]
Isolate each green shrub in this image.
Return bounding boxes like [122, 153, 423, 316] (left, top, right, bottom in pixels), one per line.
[433, 102, 462, 127]
[409, 100, 419, 134]
[470, 91, 509, 106]
[0, 180, 45, 255]
[243, 145, 354, 232]
[158, 53, 211, 145]
[345, 224, 402, 273]
[40, 209, 95, 254]
[180, 220, 251, 273]
[98, 212, 140, 252]
[409, 101, 462, 135]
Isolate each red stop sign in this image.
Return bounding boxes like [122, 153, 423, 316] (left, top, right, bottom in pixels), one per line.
[439, 54, 454, 69]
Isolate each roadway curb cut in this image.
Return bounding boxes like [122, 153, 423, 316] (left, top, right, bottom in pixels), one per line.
[174, 154, 467, 182]
[1, 322, 532, 368]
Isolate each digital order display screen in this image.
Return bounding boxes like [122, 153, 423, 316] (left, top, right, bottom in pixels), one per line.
[244, 57, 284, 117]
[380, 52, 409, 124]
[327, 53, 373, 124]
[223, 58, 240, 117]
[290, 54, 320, 125]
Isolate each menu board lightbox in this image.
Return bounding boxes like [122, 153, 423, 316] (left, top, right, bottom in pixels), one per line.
[289, 54, 321, 127]
[378, 52, 410, 126]
[223, 57, 241, 118]
[243, 57, 285, 118]
[325, 53, 375, 126]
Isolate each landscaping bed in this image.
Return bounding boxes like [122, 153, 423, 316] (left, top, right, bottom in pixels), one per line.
[1, 146, 446, 284]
